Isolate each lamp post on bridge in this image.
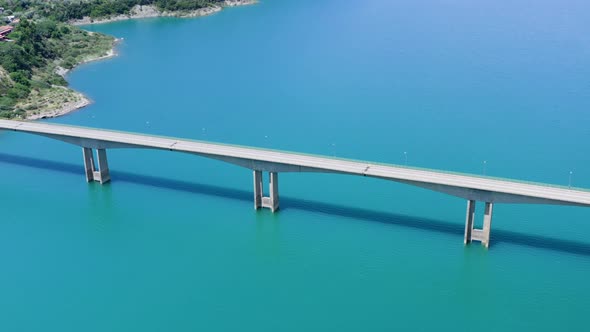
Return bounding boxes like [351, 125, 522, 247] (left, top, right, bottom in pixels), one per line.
[569, 170, 573, 189]
[404, 151, 407, 166]
[483, 160, 487, 176]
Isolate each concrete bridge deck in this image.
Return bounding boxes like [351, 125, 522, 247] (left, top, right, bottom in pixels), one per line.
[1, 119, 589, 248]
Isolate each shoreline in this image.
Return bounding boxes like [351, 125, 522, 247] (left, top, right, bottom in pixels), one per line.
[26, 89, 91, 120]
[26, 0, 256, 120]
[70, 0, 257, 26]
[55, 38, 121, 78]
[25, 39, 122, 120]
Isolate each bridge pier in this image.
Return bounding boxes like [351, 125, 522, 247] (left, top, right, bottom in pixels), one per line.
[464, 201, 493, 248]
[82, 147, 110, 184]
[253, 170, 279, 212]
[464, 200, 476, 244]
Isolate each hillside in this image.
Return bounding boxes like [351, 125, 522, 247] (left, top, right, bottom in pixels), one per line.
[0, 19, 114, 119]
[0, 0, 228, 22]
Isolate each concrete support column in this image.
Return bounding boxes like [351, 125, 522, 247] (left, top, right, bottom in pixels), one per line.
[253, 170, 263, 210]
[464, 200, 476, 244]
[95, 149, 110, 184]
[269, 172, 279, 212]
[253, 171, 280, 213]
[466, 201, 494, 248]
[81, 147, 110, 184]
[482, 202, 494, 248]
[82, 147, 95, 182]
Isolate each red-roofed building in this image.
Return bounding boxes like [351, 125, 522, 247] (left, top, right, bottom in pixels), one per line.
[0, 25, 13, 39]
[0, 26, 12, 34]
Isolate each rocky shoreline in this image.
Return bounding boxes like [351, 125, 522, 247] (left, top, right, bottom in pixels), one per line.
[70, 0, 257, 26]
[26, 90, 91, 120]
[23, 39, 121, 120]
[55, 39, 121, 78]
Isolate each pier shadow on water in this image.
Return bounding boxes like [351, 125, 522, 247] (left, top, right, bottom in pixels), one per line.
[1, 152, 590, 257]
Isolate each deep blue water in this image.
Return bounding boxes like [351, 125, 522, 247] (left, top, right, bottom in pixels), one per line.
[1, 0, 590, 330]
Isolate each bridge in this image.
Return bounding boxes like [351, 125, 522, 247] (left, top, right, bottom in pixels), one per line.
[1, 119, 589, 248]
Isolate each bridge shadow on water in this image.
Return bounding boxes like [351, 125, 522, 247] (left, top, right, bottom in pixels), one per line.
[1, 152, 590, 257]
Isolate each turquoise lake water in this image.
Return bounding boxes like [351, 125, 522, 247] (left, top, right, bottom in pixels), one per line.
[1, 0, 590, 330]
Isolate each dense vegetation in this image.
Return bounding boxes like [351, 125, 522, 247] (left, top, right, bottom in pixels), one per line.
[0, 18, 113, 118]
[0, 0, 224, 22]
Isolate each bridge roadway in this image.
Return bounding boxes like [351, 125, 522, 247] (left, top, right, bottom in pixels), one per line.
[1, 119, 589, 248]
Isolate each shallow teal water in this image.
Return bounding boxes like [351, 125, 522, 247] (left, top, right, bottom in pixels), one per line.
[1, 0, 590, 330]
